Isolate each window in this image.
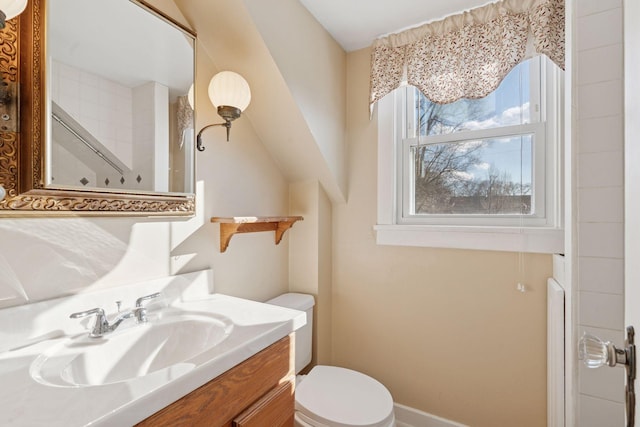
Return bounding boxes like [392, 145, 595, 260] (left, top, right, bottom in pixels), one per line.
[376, 57, 563, 253]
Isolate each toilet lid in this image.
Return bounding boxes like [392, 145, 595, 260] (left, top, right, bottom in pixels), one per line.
[295, 365, 395, 427]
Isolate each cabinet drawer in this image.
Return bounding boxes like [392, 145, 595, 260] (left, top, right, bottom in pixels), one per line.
[233, 379, 294, 427]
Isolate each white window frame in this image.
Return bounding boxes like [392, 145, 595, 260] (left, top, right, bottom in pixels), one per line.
[375, 57, 564, 253]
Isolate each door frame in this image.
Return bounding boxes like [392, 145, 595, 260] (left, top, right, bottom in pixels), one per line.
[625, 0, 640, 424]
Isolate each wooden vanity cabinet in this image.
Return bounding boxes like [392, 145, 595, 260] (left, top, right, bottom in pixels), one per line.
[136, 335, 295, 427]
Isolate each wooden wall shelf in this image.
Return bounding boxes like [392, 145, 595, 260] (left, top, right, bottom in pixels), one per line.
[210, 216, 304, 252]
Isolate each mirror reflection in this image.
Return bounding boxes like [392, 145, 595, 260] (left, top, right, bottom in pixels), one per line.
[46, 0, 195, 195]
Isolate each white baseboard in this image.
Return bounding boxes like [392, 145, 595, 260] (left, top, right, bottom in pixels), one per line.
[394, 403, 468, 427]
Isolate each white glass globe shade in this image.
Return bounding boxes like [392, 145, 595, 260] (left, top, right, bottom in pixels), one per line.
[207, 71, 251, 112]
[187, 84, 194, 110]
[1, 0, 28, 20]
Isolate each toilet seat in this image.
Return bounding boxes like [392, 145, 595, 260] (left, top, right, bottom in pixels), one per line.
[295, 365, 395, 427]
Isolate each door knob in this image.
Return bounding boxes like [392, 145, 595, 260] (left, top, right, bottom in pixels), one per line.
[579, 326, 636, 427]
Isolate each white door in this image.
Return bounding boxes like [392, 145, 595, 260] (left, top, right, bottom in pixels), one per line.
[625, 0, 640, 424]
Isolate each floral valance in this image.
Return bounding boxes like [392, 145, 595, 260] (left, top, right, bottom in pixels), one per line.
[369, 0, 564, 110]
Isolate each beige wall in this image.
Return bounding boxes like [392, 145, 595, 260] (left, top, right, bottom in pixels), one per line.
[0, 12, 291, 308]
[333, 47, 553, 427]
[289, 181, 333, 367]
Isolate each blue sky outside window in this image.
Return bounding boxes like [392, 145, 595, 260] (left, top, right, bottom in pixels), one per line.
[409, 59, 537, 216]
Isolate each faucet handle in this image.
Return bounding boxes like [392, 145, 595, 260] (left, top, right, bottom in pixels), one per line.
[134, 292, 161, 323]
[70, 308, 108, 338]
[135, 292, 161, 308]
[70, 307, 105, 319]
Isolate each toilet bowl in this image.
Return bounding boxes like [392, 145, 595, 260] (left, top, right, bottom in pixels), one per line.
[266, 293, 396, 427]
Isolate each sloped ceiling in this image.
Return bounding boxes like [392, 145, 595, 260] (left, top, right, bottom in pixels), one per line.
[173, 0, 348, 204]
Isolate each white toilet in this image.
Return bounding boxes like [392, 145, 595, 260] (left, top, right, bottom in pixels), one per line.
[267, 293, 396, 427]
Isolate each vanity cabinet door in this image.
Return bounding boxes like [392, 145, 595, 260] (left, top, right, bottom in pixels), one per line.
[233, 380, 294, 427]
[136, 335, 294, 427]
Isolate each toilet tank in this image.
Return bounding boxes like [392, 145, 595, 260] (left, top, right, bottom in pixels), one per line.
[266, 293, 315, 374]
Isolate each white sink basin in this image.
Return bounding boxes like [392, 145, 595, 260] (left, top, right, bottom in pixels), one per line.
[30, 311, 233, 387]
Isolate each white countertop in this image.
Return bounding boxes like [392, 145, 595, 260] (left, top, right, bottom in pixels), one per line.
[0, 272, 306, 427]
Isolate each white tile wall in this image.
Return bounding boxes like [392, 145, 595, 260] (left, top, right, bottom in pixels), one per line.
[51, 60, 134, 170]
[576, 8, 623, 50]
[578, 187, 623, 223]
[578, 257, 624, 294]
[51, 143, 97, 188]
[579, 292, 624, 330]
[576, 80, 623, 119]
[579, 363, 625, 402]
[577, 116, 623, 153]
[577, 151, 623, 188]
[577, 222, 624, 259]
[577, 44, 623, 85]
[579, 395, 625, 426]
[575, 2, 626, 425]
[576, 0, 622, 17]
[47, 60, 173, 192]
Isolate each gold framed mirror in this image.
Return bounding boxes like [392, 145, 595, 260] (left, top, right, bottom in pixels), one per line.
[0, 0, 196, 216]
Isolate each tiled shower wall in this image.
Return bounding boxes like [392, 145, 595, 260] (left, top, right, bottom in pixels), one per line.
[50, 60, 134, 168]
[49, 61, 169, 192]
[576, 1, 625, 425]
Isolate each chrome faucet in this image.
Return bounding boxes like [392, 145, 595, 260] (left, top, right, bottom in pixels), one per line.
[69, 307, 135, 338]
[134, 292, 161, 323]
[70, 292, 162, 338]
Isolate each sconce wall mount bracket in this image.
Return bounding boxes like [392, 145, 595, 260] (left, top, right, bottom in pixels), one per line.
[196, 106, 242, 151]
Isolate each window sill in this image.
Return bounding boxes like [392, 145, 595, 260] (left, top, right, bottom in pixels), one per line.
[373, 224, 563, 254]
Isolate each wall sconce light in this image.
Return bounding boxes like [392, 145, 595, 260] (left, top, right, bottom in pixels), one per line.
[0, 0, 27, 29]
[196, 71, 251, 152]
